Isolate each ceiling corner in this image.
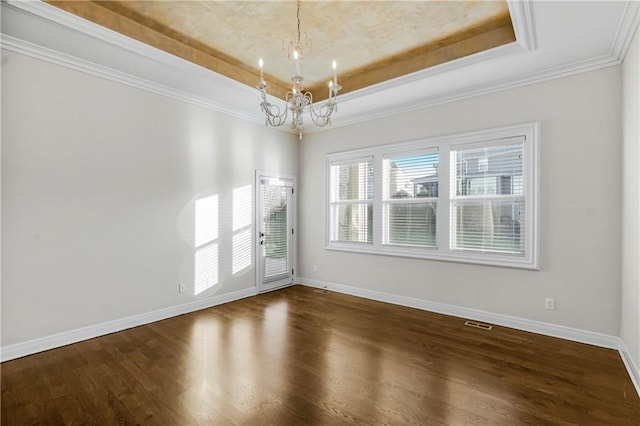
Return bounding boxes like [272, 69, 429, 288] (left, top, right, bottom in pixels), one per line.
[610, 0, 640, 62]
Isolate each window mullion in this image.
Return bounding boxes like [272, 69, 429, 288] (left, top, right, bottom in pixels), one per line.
[373, 153, 383, 248]
[437, 144, 451, 254]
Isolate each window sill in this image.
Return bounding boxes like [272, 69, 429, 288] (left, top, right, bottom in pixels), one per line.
[325, 243, 539, 270]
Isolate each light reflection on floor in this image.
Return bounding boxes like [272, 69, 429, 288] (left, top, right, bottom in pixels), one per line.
[149, 288, 638, 425]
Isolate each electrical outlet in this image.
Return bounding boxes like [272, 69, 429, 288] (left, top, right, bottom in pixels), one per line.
[545, 297, 555, 310]
[179, 284, 185, 293]
[312, 264, 318, 272]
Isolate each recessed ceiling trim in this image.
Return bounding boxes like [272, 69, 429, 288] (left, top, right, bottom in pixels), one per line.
[42, 0, 292, 101]
[307, 19, 515, 101]
[42, 0, 518, 103]
[317, 38, 527, 108]
[508, 0, 536, 51]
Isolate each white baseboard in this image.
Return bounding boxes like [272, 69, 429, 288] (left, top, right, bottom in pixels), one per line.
[299, 277, 640, 397]
[1, 287, 258, 362]
[619, 339, 640, 397]
[299, 278, 619, 348]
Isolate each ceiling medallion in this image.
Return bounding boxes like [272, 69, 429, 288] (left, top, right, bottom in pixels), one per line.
[257, 0, 340, 140]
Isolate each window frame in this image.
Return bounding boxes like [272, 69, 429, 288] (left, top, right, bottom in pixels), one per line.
[325, 123, 540, 270]
[327, 156, 374, 245]
[381, 147, 440, 249]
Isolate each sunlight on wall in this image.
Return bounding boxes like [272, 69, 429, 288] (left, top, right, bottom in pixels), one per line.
[195, 195, 218, 247]
[195, 194, 219, 295]
[232, 185, 253, 275]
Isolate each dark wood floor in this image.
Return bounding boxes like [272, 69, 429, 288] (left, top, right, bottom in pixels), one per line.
[2, 285, 639, 425]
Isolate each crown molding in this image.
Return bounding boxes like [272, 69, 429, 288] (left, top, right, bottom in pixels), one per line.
[610, 0, 640, 62]
[331, 41, 527, 108]
[305, 52, 620, 134]
[1, 35, 263, 126]
[298, 38, 527, 134]
[508, 0, 537, 51]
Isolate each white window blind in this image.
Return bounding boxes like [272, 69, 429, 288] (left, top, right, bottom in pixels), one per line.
[451, 140, 525, 255]
[263, 185, 290, 281]
[329, 157, 374, 243]
[382, 150, 439, 247]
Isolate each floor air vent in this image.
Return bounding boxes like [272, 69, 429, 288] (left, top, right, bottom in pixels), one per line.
[464, 320, 493, 330]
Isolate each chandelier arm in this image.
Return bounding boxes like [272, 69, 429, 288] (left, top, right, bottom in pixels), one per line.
[260, 90, 288, 127]
[309, 105, 333, 127]
[309, 89, 339, 127]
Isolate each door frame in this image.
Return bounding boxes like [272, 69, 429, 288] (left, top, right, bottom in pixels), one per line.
[255, 170, 297, 293]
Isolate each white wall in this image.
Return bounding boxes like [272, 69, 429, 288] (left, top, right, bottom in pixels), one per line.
[1, 51, 297, 347]
[622, 25, 640, 373]
[0, 28, 631, 361]
[299, 66, 622, 335]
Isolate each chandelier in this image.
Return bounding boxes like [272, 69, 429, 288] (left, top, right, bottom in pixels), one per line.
[257, 0, 341, 140]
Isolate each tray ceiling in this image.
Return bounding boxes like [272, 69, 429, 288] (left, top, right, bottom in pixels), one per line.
[45, 0, 515, 101]
[5, 1, 636, 135]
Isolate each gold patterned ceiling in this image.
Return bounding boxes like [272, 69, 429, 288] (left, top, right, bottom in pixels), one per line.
[46, 1, 515, 102]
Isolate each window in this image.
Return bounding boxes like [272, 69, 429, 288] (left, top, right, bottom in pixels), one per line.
[326, 123, 538, 269]
[382, 150, 439, 248]
[328, 157, 374, 244]
[451, 142, 525, 255]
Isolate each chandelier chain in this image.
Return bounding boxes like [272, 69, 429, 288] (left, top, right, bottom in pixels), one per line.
[296, 0, 301, 48]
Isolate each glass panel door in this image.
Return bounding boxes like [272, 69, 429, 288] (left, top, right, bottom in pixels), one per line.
[257, 174, 295, 292]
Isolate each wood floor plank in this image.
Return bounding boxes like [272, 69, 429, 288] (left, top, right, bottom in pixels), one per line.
[2, 285, 639, 425]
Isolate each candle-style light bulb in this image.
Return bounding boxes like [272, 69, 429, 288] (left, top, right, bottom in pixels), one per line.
[328, 80, 333, 97]
[293, 50, 300, 75]
[258, 58, 265, 84]
[332, 60, 337, 85]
